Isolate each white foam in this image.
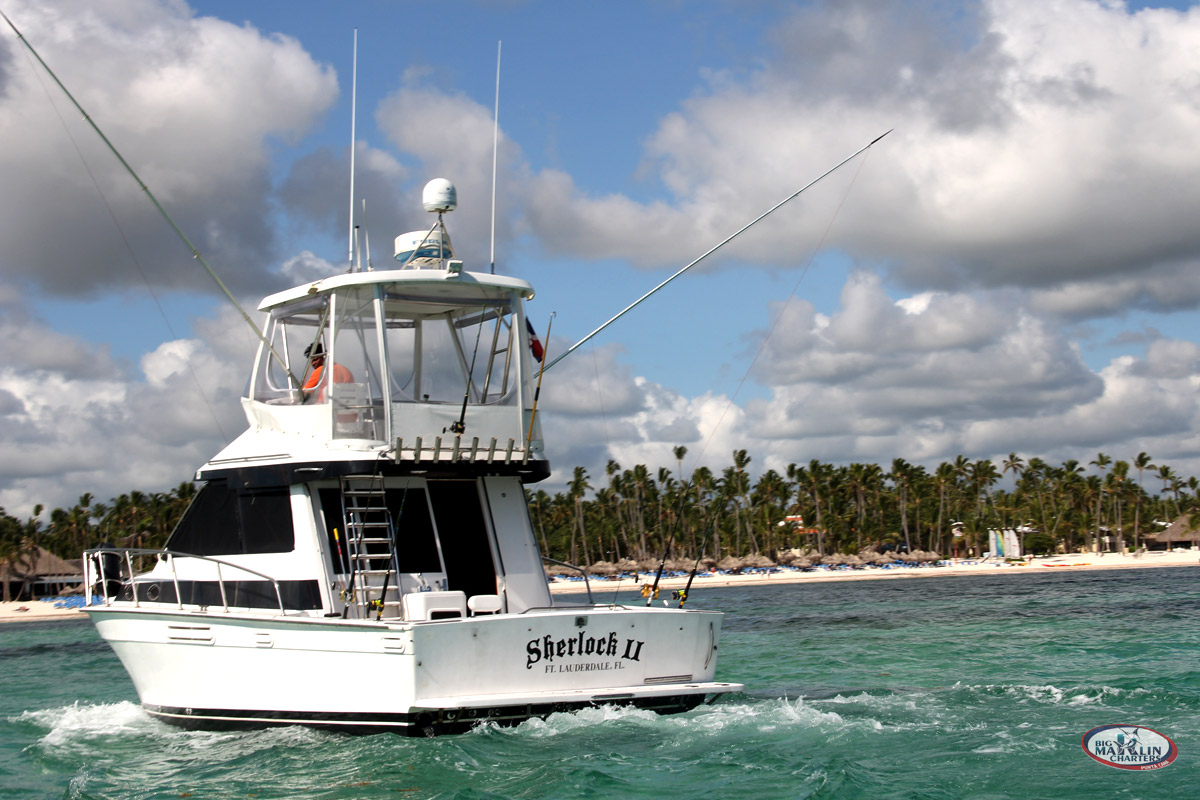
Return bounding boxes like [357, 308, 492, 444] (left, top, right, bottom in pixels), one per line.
[20, 701, 148, 746]
[962, 682, 1133, 706]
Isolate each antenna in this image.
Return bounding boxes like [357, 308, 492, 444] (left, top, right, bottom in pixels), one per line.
[490, 41, 501, 274]
[347, 28, 359, 270]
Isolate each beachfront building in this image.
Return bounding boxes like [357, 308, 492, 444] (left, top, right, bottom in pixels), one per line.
[1142, 516, 1200, 551]
[0, 546, 82, 600]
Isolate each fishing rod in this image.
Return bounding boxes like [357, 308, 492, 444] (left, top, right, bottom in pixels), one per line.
[643, 534, 673, 606]
[673, 507, 722, 607]
[1, 10, 304, 392]
[542, 129, 892, 372]
[674, 554, 702, 608]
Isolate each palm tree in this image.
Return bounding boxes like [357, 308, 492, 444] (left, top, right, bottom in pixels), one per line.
[889, 458, 913, 552]
[0, 507, 23, 603]
[1154, 464, 1177, 522]
[1132, 452, 1154, 549]
[1089, 453, 1112, 552]
[567, 467, 591, 566]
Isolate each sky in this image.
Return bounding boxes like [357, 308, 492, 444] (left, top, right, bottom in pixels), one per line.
[2, 0, 1200, 516]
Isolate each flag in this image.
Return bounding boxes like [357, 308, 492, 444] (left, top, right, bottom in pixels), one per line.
[526, 318, 544, 362]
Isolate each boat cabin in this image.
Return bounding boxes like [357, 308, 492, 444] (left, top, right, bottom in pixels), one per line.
[139, 244, 555, 622]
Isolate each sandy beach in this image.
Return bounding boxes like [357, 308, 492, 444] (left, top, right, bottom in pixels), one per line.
[547, 549, 1200, 595]
[0, 598, 90, 624]
[2, 550, 1196, 623]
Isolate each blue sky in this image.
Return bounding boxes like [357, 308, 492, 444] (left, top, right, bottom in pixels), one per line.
[4, 0, 1200, 514]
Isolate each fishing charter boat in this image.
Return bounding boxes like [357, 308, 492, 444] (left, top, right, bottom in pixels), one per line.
[82, 179, 742, 735]
[4, 10, 885, 737]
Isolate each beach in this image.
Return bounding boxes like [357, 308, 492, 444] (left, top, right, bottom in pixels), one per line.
[3, 549, 1196, 623]
[547, 549, 1200, 594]
[0, 598, 91, 624]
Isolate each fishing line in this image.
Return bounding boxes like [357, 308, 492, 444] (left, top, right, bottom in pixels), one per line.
[12, 28, 229, 442]
[689, 148, 877, 471]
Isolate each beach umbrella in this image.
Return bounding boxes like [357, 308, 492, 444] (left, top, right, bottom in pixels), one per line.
[741, 554, 776, 569]
[843, 553, 863, 567]
[717, 555, 742, 572]
[588, 560, 618, 576]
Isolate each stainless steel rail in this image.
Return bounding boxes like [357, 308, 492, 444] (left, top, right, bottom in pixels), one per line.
[83, 547, 286, 614]
[541, 556, 593, 603]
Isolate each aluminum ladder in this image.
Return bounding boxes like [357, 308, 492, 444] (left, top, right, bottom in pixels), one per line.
[340, 475, 401, 619]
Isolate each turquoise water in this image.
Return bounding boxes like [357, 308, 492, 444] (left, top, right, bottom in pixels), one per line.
[3, 567, 1196, 799]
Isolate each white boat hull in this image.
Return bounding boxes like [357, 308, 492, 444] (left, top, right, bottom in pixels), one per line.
[88, 604, 740, 735]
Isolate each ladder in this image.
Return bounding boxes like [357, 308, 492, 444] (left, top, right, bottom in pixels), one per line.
[340, 475, 401, 620]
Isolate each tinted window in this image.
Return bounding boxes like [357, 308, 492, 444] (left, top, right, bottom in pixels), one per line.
[239, 490, 295, 553]
[166, 483, 240, 555]
[166, 483, 294, 556]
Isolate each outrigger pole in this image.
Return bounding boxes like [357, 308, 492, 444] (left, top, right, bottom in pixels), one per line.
[1, 10, 304, 392]
[542, 129, 892, 372]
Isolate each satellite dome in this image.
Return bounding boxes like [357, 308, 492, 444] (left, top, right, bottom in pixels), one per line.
[422, 179, 457, 213]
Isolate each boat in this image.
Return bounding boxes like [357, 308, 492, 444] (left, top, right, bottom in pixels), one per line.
[82, 178, 742, 735]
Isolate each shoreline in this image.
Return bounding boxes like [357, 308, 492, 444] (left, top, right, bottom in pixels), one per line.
[3, 551, 1196, 624]
[546, 550, 1200, 595]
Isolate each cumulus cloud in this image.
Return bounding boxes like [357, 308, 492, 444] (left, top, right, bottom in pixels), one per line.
[0, 0, 337, 297]
[375, 84, 527, 270]
[7, 0, 1200, 517]
[510, 0, 1200, 325]
[0, 301, 256, 513]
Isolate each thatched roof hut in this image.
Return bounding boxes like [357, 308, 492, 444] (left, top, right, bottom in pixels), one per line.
[1143, 516, 1200, 550]
[717, 555, 742, 572]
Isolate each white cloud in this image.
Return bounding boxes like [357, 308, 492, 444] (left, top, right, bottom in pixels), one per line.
[509, 0, 1200, 324]
[0, 0, 337, 296]
[7, 0, 1200, 519]
[0, 302, 255, 514]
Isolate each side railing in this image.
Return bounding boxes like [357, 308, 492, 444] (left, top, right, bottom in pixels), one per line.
[83, 547, 286, 614]
[542, 556, 593, 604]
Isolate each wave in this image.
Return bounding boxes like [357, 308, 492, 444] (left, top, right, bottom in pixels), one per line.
[18, 701, 149, 745]
[950, 681, 1162, 707]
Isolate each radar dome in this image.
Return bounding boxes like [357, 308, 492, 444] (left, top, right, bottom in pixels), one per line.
[422, 179, 457, 213]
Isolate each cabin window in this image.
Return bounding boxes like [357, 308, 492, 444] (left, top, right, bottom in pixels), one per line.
[167, 484, 295, 556]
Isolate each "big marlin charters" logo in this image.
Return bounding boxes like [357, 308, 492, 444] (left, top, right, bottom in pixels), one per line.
[1081, 724, 1178, 770]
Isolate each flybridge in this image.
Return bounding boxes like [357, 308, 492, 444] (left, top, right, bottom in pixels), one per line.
[233, 204, 547, 472]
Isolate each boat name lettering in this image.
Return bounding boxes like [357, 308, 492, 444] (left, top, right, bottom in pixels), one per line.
[525, 631, 645, 669]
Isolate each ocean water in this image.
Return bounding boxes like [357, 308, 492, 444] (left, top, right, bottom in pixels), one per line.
[3, 567, 1196, 799]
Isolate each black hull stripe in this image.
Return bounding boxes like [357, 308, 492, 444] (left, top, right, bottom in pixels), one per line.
[144, 694, 705, 736]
